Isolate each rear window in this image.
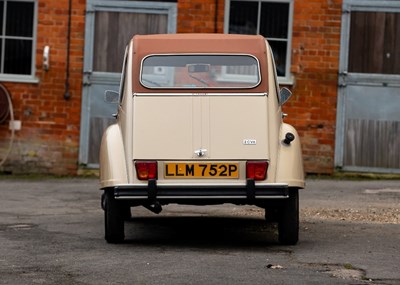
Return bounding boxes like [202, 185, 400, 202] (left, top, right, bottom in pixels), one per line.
[140, 54, 260, 89]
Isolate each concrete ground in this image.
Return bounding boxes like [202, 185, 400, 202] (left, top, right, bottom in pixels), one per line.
[0, 177, 399, 284]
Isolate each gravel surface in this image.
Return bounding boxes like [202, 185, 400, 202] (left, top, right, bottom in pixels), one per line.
[301, 207, 400, 224]
[233, 179, 400, 225]
[235, 206, 400, 224]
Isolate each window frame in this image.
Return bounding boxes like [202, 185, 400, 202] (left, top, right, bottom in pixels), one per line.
[224, 0, 294, 84]
[0, 0, 38, 83]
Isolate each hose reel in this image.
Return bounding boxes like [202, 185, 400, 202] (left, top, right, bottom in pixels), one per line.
[0, 84, 15, 167]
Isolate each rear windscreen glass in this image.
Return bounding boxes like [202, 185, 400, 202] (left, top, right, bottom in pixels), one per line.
[140, 54, 261, 89]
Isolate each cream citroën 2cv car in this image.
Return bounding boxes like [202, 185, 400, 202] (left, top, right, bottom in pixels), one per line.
[100, 34, 304, 245]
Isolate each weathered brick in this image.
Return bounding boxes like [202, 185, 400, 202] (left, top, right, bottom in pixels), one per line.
[0, 0, 84, 175]
[0, 0, 342, 175]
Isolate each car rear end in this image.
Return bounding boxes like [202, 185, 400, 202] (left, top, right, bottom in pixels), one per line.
[116, 39, 290, 205]
[100, 34, 304, 245]
[117, 93, 289, 204]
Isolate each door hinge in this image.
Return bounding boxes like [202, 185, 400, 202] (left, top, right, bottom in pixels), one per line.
[83, 71, 92, 86]
[338, 71, 347, 87]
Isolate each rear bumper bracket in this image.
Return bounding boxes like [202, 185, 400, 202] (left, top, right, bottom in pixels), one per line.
[246, 179, 256, 202]
[148, 179, 157, 202]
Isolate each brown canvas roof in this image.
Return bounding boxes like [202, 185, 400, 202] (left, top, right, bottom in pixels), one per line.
[131, 34, 269, 93]
[133, 33, 267, 55]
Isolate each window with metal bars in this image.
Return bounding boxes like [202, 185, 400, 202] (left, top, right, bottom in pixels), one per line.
[226, 0, 293, 82]
[0, 0, 36, 80]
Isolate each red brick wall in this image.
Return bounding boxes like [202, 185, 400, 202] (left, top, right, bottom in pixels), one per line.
[178, 0, 342, 174]
[0, 0, 341, 175]
[0, 0, 86, 174]
[287, 0, 342, 174]
[178, 0, 225, 33]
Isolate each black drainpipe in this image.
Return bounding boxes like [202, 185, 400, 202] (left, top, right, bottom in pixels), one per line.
[64, 0, 72, 100]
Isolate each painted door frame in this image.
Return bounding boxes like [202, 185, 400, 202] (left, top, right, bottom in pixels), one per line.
[335, 0, 400, 173]
[79, 0, 177, 167]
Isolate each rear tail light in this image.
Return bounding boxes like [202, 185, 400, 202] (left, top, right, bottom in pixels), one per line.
[135, 161, 157, 180]
[246, 161, 268, 181]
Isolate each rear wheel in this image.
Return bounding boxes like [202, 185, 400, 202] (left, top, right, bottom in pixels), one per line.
[264, 205, 279, 223]
[122, 206, 132, 220]
[278, 189, 299, 245]
[104, 189, 125, 243]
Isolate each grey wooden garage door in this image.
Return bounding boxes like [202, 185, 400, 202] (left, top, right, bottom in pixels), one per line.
[79, 1, 176, 167]
[336, 1, 400, 173]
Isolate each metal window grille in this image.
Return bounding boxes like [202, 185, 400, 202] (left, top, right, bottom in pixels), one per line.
[226, 0, 293, 80]
[0, 0, 35, 76]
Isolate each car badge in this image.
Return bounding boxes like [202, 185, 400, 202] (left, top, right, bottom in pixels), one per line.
[243, 139, 257, 145]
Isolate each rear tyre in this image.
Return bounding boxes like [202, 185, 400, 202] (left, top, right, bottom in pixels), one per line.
[278, 188, 299, 245]
[122, 206, 132, 220]
[104, 189, 125, 243]
[264, 205, 279, 223]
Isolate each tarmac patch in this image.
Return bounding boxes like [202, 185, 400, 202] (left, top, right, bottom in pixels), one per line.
[6, 224, 35, 230]
[364, 188, 400, 194]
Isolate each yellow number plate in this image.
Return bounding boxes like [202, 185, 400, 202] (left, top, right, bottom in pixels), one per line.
[164, 163, 239, 179]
